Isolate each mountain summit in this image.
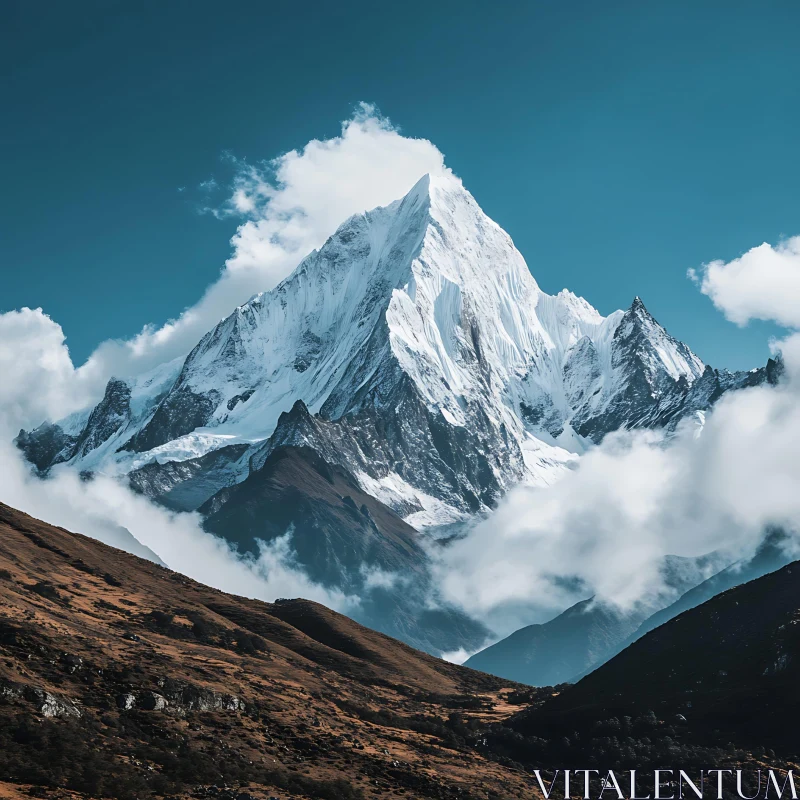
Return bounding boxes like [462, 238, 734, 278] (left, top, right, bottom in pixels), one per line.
[19, 172, 751, 527]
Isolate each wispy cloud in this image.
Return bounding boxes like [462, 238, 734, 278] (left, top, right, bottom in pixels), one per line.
[198, 177, 218, 193]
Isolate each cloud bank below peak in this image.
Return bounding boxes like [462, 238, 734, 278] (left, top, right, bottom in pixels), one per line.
[434, 241, 800, 638]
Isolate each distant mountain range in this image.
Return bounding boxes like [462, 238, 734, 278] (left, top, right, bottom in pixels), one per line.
[15, 173, 782, 661]
[466, 534, 794, 685]
[464, 551, 729, 684]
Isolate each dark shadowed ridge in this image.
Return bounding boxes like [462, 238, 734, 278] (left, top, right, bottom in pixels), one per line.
[510, 558, 800, 754]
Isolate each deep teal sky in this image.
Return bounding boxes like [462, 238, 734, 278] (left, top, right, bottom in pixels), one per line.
[2, 0, 799, 369]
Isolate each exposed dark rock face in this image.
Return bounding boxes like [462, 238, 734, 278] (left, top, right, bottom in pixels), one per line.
[119, 308, 261, 454]
[226, 388, 254, 410]
[201, 445, 489, 655]
[14, 422, 77, 474]
[15, 378, 134, 472]
[203, 445, 425, 582]
[570, 298, 778, 441]
[128, 443, 251, 511]
[73, 378, 132, 457]
[249, 355, 527, 521]
[114, 681, 243, 713]
[0, 681, 83, 719]
[664, 355, 783, 425]
[122, 385, 220, 454]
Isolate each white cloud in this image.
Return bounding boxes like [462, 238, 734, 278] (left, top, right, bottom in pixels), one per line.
[0, 308, 102, 428]
[440, 645, 489, 665]
[50, 103, 449, 412]
[434, 358, 800, 637]
[358, 564, 412, 591]
[218, 103, 448, 277]
[689, 236, 800, 328]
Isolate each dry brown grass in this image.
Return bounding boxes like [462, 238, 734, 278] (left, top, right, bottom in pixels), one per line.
[0, 503, 542, 800]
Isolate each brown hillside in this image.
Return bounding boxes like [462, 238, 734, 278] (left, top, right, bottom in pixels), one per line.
[0, 502, 544, 800]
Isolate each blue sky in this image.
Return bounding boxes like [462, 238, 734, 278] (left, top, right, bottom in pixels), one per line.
[2, 0, 799, 369]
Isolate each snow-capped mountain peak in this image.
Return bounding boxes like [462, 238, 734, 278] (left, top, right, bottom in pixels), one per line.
[618, 295, 704, 383]
[19, 173, 766, 527]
